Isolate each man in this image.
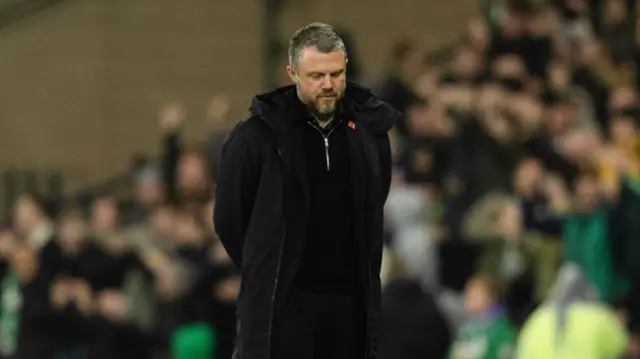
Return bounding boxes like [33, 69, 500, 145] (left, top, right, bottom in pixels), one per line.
[214, 23, 399, 359]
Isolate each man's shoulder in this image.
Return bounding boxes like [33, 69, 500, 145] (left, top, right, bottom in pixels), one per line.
[227, 114, 271, 145]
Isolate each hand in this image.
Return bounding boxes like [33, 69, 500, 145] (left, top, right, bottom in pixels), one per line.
[495, 204, 523, 239]
[206, 95, 231, 124]
[51, 278, 73, 309]
[438, 85, 474, 112]
[210, 241, 232, 265]
[493, 55, 525, 78]
[141, 249, 169, 273]
[71, 280, 94, 315]
[214, 277, 240, 303]
[159, 102, 186, 133]
[483, 115, 512, 142]
[96, 291, 127, 322]
[510, 95, 542, 131]
[542, 174, 568, 197]
[156, 265, 181, 300]
[0, 231, 16, 259]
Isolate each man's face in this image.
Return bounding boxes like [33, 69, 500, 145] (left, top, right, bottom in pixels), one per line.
[287, 46, 347, 120]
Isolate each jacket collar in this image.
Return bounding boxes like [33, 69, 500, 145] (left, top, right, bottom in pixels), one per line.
[249, 83, 400, 136]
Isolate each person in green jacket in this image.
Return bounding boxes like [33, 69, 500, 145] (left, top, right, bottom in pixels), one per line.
[563, 173, 629, 303]
[449, 275, 516, 359]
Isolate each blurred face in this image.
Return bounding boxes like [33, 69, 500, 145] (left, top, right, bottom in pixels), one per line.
[12, 196, 42, 234]
[548, 62, 570, 91]
[178, 153, 208, 192]
[566, 0, 588, 13]
[514, 158, 543, 195]
[464, 279, 495, 315]
[610, 116, 636, 144]
[453, 47, 480, 80]
[467, 16, 488, 48]
[135, 179, 162, 208]
[604, 0, 627, 24]
[575, 175, 601, 211]
[501, 12, 523, 37]
[91, 197, 118, 233]
[497, 202, 523, 237]
[547, 104, 574, 136]
[10, 246, 38, 281]
[287, 46, 347, 121]
[580, 39, 603, 65]
[151, 206, 175, 238]
[609, 87, 637, 112]
[59, 216, 87, 252]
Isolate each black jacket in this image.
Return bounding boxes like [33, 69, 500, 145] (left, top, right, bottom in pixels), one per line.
[214, 84, 399, 359]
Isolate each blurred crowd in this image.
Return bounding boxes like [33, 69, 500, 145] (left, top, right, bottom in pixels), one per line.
[1, 0, 640, 358]
[377, 0, 640, 358]
[0, 100, 238, 359]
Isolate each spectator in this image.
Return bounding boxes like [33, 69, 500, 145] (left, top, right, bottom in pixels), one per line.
[449, 274, 516, 359]
[516, 264, 628, 359]
[377, 40, 424, 138]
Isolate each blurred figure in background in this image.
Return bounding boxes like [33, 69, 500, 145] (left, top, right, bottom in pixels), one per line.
[449, 275, 516, 359]
[516, 264, 628, 359]
[378, 252, 451, 359]
[12, 194, 53, 252]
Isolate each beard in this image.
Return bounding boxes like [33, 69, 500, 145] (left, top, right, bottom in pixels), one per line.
[303, 91, 343, 123]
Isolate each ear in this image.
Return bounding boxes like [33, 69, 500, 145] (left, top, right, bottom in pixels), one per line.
[286, 65, 298, 84]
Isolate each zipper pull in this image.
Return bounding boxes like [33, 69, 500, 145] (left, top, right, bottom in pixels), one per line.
[324, 137, 330, 170]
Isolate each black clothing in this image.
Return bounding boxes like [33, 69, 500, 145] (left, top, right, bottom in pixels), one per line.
[292, 116, 358, 293]
[214, 84, 399, 359]
[378, 279, 451, 359]
[39, 239, 139, 292]
[11, 275, 58, 359]
[89, 318, 150, 359]
[270, 289, 365, 359]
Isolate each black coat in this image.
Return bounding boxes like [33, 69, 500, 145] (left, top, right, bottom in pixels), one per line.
[214, 84, 399, 359]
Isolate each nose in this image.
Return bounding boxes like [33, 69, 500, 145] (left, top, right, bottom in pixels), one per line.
[321, 76, 333, 90]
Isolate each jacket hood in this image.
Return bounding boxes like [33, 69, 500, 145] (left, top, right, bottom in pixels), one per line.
[249, 83, 400, 135]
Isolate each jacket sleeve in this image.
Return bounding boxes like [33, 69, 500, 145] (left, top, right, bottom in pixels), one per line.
[213, 118, 265, 269]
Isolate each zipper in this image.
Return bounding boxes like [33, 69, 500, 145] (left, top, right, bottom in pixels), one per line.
[307, 121, 340, 170]
[268, 146, 288, 345]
